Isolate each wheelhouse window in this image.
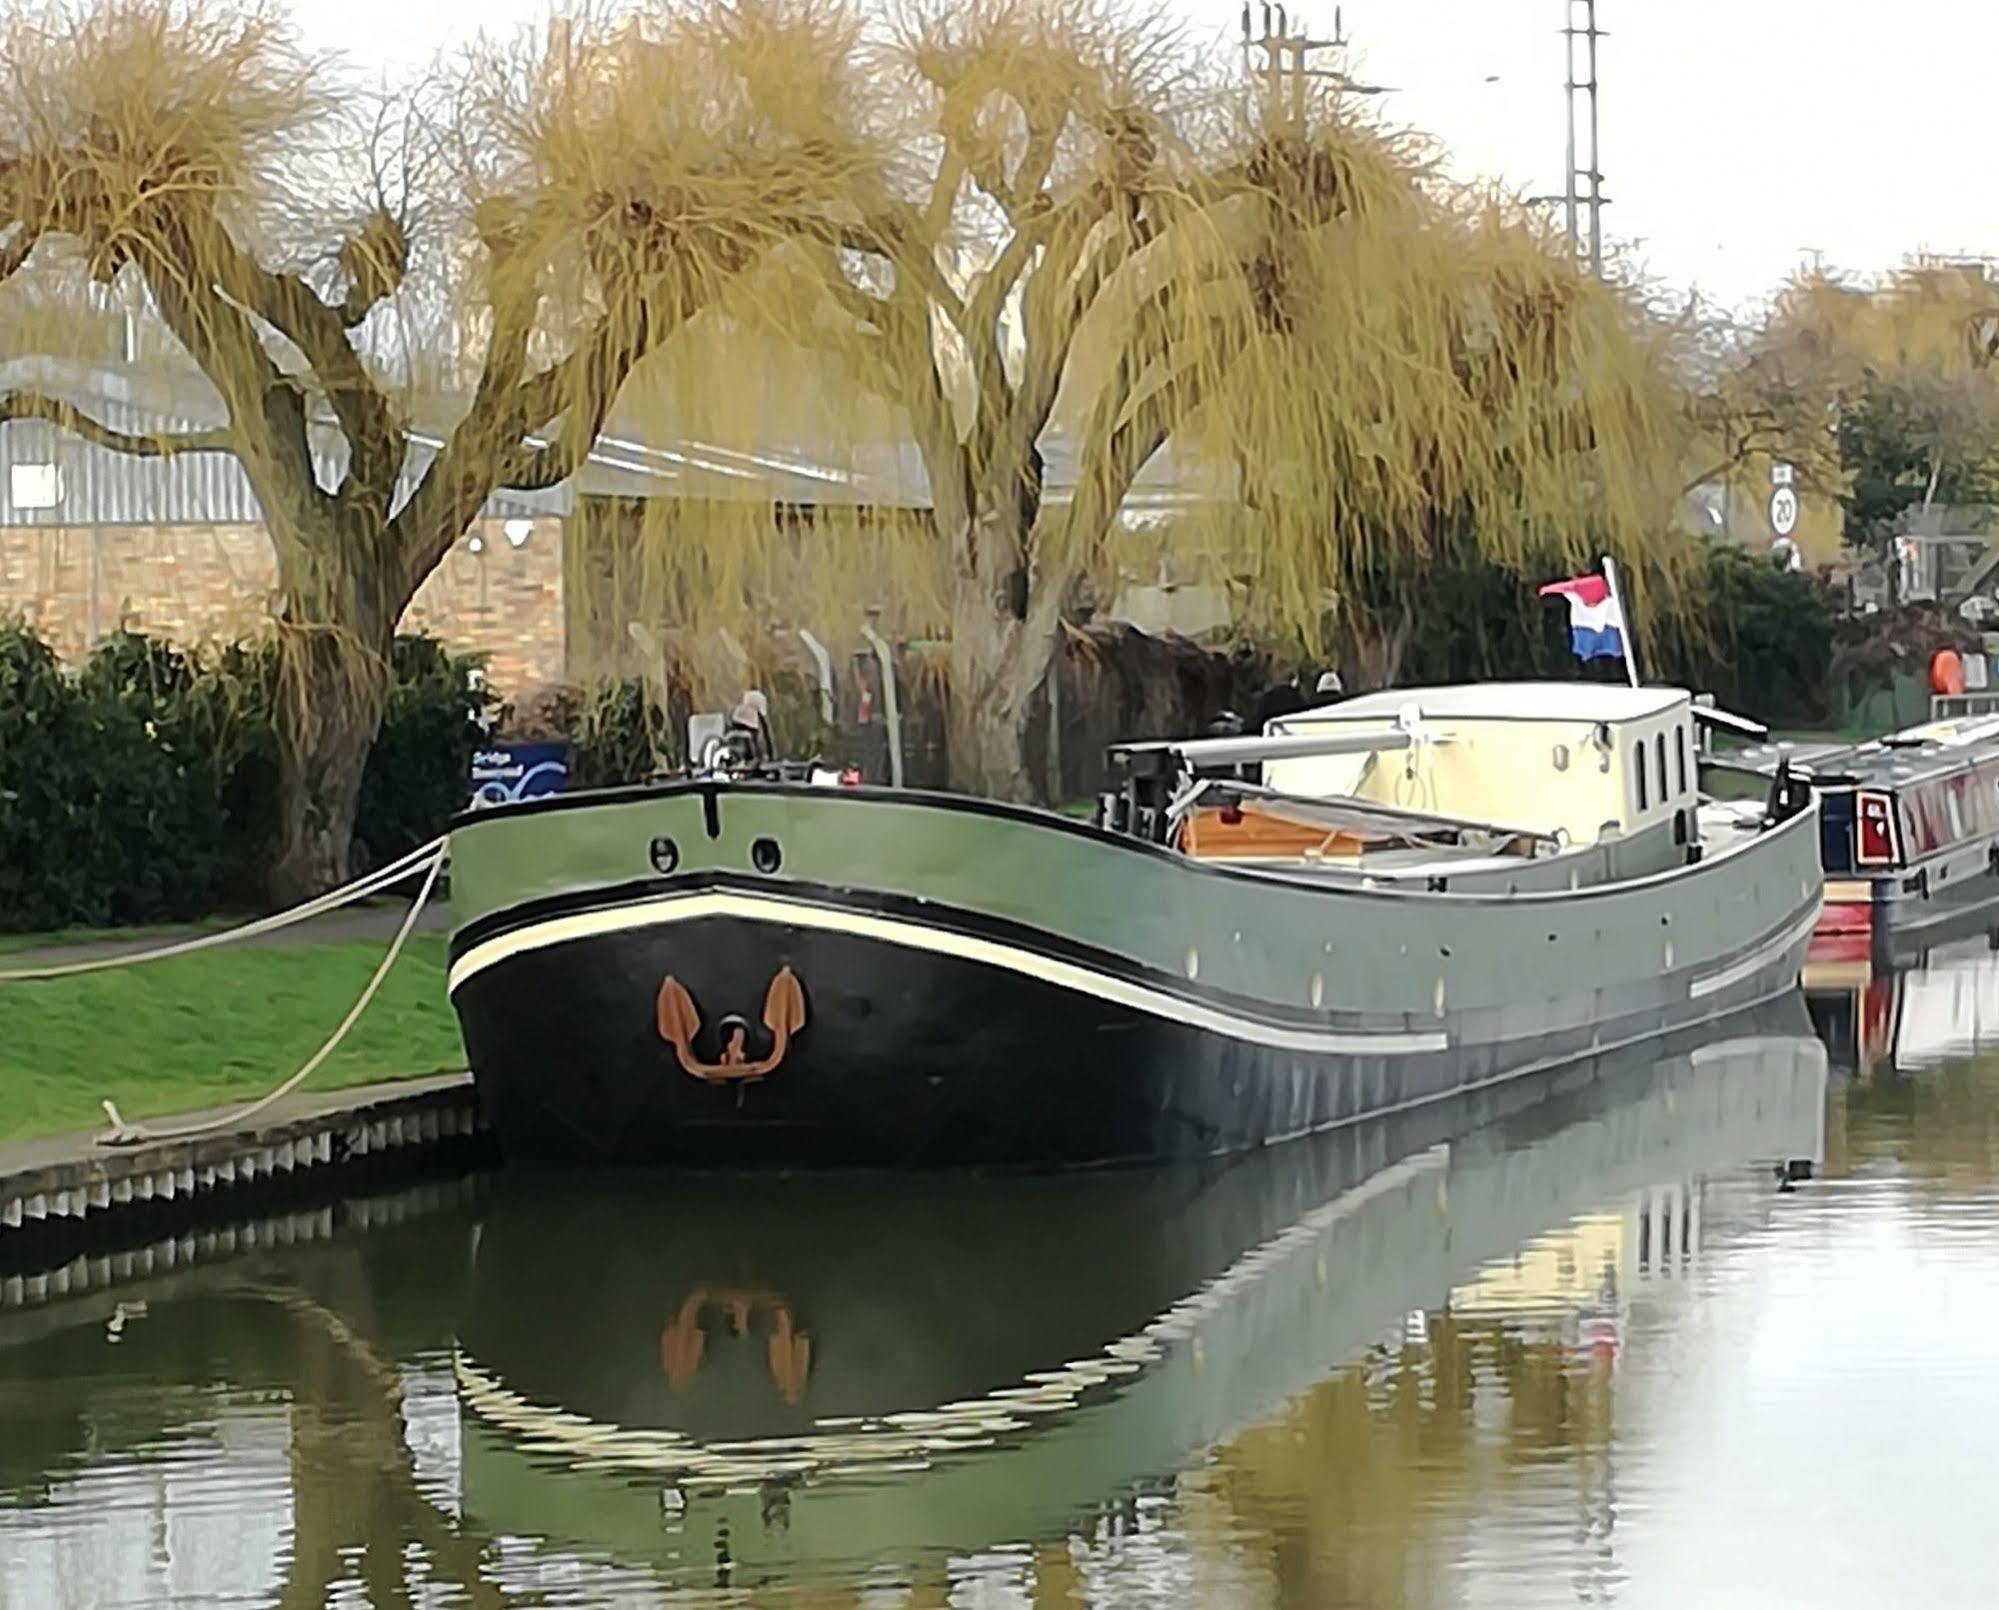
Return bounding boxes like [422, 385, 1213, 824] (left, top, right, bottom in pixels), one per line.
[1656, 734, 1669, 799]
[1676, 727, 1689, 797]
[1634, 740, 1649, 812]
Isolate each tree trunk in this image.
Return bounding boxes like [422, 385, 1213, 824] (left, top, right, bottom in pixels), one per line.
[939, 502, 1060, 801]
[1345, 607, 1414, 692]
[946, 578, 1037, 800]
[269, 597, 394, 907]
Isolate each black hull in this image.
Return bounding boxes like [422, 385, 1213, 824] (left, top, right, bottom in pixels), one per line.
[452, 902, 1810, 1168]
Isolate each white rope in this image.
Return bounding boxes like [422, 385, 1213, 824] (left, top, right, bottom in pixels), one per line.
[96, 849, 448, 1148]
[0, 836, 447, 983]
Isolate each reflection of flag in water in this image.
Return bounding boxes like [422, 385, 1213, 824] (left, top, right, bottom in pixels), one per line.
[1539, 573, 1626, 662]
[1577, 1310, 1621, 1367]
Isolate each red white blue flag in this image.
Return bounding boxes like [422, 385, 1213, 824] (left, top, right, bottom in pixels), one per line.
[1539, 573, 1626, 662]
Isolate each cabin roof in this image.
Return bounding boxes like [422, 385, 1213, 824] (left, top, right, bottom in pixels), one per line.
[1283, 682, 1690, 727]
[1734, 724, 1999, 789]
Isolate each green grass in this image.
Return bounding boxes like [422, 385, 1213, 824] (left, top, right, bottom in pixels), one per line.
[0, 935, 462, 1144]
[0, 916, 243, 956]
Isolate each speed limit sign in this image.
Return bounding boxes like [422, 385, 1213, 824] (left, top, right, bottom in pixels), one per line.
[1768, 484, 1799, 538]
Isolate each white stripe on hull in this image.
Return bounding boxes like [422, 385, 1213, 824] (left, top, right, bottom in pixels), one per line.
[1688, 906, 1820, 999]
[449, 889, 1452, 1057]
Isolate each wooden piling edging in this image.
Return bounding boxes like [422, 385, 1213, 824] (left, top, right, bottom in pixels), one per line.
[0, 1171, 486, 1330]
[0, 1074, 489, 1273]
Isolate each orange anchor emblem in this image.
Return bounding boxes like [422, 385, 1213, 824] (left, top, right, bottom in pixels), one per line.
[660, 1288, 812, 1404]
[656, 965, 806, 1083]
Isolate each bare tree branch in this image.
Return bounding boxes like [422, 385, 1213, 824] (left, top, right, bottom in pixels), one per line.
[136, 245, 327, 533]
[0, 223, 40, 283]
[499, 380, 622, 491]
[0, 388, 235, 455]
[395, 291, 663, 595]
[201, 225, 400, 498]
[1007, 204, 1145, 460]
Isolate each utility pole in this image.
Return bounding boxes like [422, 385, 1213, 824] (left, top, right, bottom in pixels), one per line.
[1239, 5, 1387, 123]
[1562, 0, 1606, 276]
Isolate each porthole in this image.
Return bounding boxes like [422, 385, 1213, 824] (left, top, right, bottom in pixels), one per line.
[648, 835, 679, 874]
[751, 836, 783, 874]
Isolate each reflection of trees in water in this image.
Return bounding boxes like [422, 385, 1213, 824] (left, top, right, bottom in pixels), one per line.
[1195, 1313, 1618, 1610]
[1827, 1055, 1999, 1191]
[241, 1282, 505, 1609]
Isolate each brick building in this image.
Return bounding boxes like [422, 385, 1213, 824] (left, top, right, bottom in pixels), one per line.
[0, 357, 578, 691]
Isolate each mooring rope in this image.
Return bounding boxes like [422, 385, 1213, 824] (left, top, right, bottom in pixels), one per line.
[0, 835, 447, 983]
[94, 848, 448, 1148]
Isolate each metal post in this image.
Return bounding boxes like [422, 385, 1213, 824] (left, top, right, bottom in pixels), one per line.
[1561, 0, 1605, 277]
[797, 628, 836, 726]
[1046, 650, 1063, 802]
[1600, 554, 1641, 688]
[858, 612, 904, 788]
[1562, 4, 1579, 254]
[1584, 0, 1603, 276]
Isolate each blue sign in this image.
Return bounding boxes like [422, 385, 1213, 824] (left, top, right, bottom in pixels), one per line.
[470, 742, 569, 808]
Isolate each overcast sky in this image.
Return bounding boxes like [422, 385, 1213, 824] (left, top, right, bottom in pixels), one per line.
[283, 0, 1995, 315]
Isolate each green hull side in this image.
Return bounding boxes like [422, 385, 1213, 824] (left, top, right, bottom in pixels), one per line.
[448, 785, 1821, 1023]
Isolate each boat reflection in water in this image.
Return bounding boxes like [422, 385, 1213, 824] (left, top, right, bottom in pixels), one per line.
[0, 1003, 1828, 1604]
[1804, 924, 1999, 1075]
[452, 1003, 1827, 1583]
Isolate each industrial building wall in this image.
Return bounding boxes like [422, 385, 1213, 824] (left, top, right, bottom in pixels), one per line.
[0, 517, 567, 693]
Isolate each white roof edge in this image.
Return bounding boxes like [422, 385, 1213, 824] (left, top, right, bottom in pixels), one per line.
[1279, 682, 1692, 726]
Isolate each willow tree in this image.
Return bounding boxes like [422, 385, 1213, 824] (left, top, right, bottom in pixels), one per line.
[1708, 262, 1999, 567]
[1197, 192, 1698, 689]
[669, 0, 1696, 797]
[0, 0, 874, 897]
[1786, 264, 1999, 559]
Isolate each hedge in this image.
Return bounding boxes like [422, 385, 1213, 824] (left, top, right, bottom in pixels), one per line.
[0, 625, 489, 932]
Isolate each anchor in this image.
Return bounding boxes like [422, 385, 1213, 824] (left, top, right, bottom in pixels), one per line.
[659, 1286, 811, 1404]
[655, 964, 806, 1083]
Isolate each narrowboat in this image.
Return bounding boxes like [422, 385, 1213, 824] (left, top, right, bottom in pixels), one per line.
[1718, 712, 1999, 961]
[444, 682, 1823, 1167]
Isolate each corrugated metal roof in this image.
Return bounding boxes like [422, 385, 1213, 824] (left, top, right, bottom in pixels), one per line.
[0, 360, 567, 528]
[0, 355, 1208, 527]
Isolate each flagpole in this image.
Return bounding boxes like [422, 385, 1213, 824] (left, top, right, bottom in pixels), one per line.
[1600, 554, 1641, 688]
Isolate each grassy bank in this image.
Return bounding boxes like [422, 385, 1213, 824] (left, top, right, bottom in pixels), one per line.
[0, 917, 241, 956]
[0, 935, 461, 1144]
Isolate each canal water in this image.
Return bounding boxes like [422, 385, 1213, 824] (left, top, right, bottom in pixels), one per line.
[5, 940, 1998, 1608]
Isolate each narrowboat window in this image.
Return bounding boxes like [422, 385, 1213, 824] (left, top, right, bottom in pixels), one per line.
[1676, 726, 1689, 796]
[1635, 741, 1649, 811]
[1656, 733, 1669, 798]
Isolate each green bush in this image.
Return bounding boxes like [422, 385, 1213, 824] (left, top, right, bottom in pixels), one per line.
[1652, 544, 1839, 727]
[1, 626, 224, 928]
[355, 636, 492, 869]
[567, 677, 656, 789]
[0, 625, 489, 931]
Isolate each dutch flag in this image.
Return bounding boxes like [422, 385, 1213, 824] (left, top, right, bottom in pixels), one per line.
[1539, 573, 1626, 663]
